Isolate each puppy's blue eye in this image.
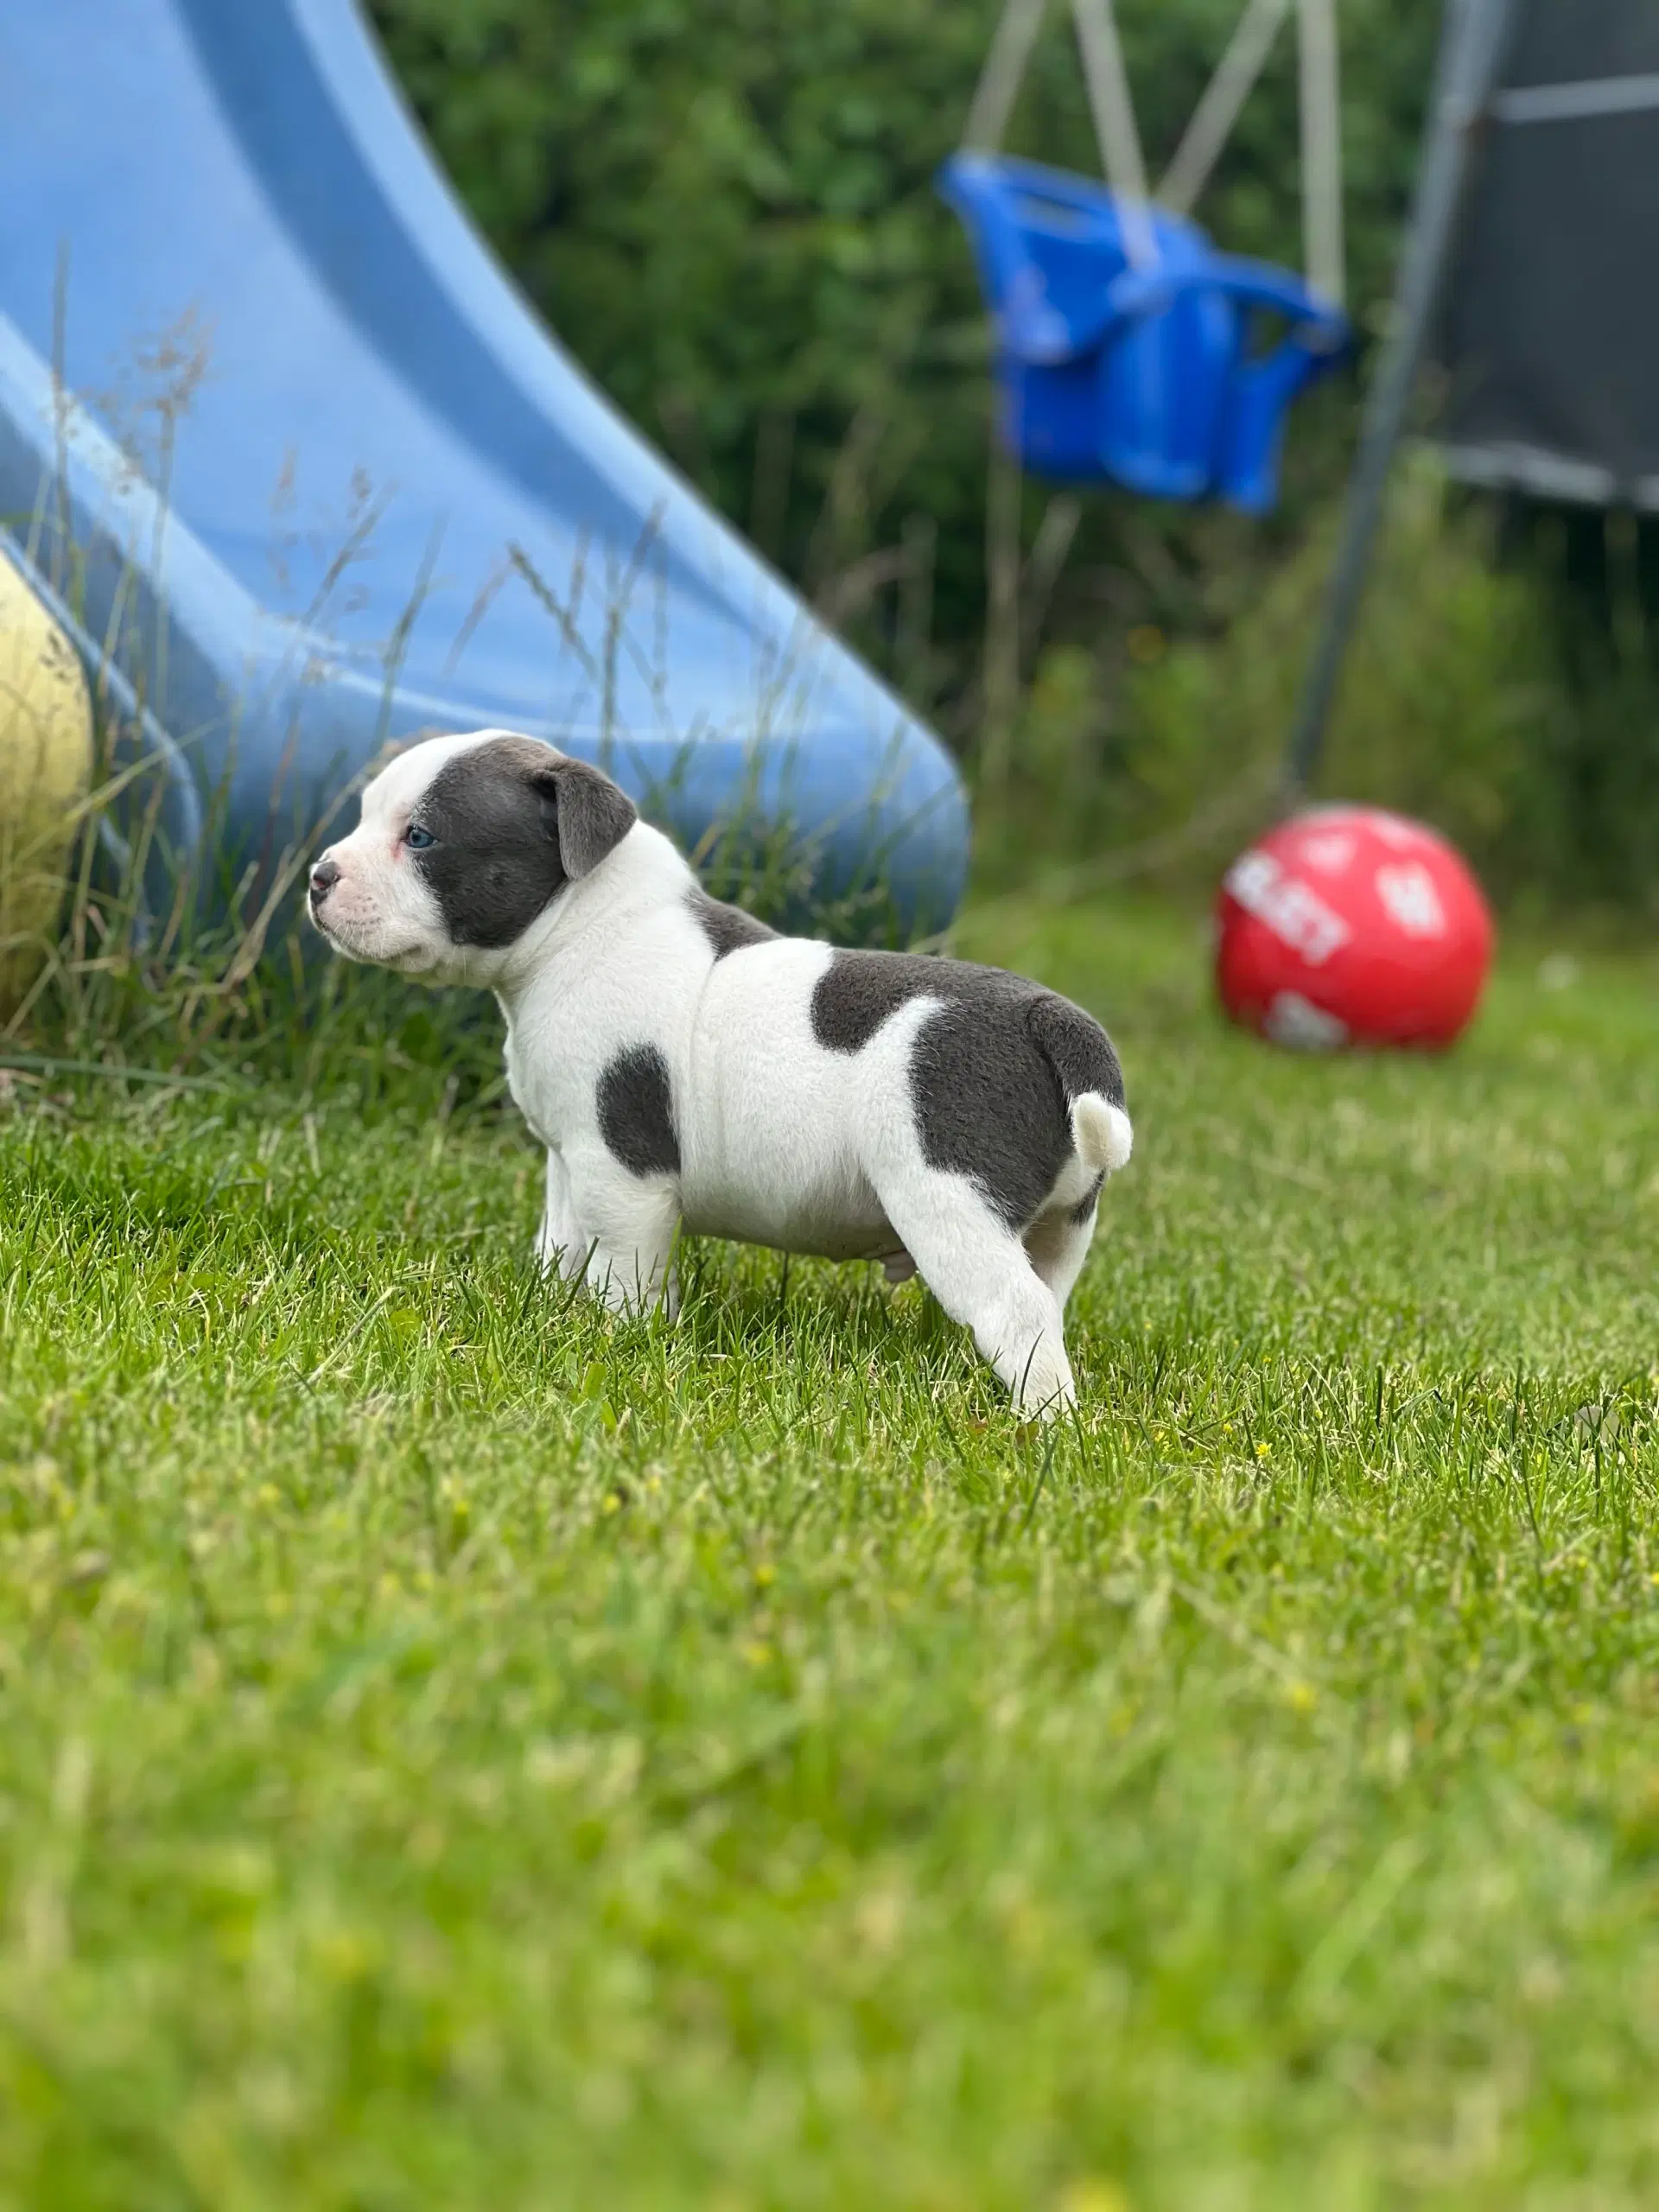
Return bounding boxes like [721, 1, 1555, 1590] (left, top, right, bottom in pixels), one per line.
[404, 825, 435, 849]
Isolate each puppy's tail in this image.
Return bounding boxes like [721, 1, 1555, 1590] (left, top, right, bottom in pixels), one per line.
[1028, 994, 1134, 1177]
[1071, 1091, 1134, 1176]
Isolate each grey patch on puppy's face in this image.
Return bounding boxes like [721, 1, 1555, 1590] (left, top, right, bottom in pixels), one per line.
[685, 889, 777, 960]
[811, 951, 1123, 1230]
[411, 737, 638, 950]
[597, 1045, 680, 1178]
[414, 738, 569, 949]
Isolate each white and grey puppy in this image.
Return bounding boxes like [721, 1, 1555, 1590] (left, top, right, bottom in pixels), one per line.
[309, 731, 1132, 1415]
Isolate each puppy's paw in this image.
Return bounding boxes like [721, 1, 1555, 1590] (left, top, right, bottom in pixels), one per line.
[532, 1227, 587, 1282]
[1013, 1356, 1077, 1422]
[588, 1255, 679, 1321]
[880, 1249, 918, 1287]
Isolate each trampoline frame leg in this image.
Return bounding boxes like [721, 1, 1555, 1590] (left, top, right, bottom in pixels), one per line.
[1283, 0, 1519, 798]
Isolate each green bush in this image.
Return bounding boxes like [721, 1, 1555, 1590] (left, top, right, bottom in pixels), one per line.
[1122, 466, 1552, 866]
[371, 2, 1659, 915]
[372, 0, 1438, 681]
[1043, 463, 1655, 918]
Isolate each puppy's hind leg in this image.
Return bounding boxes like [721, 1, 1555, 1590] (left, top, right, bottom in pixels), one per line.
[1023, 1184, 1100, 1318]
[876, 1174, 1074, 1418]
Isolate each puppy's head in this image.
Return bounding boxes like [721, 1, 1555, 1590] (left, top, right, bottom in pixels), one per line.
[308, 730, 636, 979]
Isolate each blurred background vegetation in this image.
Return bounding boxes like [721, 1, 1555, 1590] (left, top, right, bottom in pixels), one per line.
[372, 0, 1659, 919]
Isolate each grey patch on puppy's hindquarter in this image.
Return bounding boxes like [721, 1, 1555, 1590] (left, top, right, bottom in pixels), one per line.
[1026, 990, 1125, 1109]
[909, 996, 1071, 1228]
[1068, 1172, 1106, 1226]
[810, 950, 1125, 1230]
[686, 889, 777, 960]
[597, 1045, 681, 1177]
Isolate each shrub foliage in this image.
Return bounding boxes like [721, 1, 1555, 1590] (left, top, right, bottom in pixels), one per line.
[372, 0, 1659, 913]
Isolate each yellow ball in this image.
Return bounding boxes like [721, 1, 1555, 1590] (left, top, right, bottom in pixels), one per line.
[0, 546, 93, 1020]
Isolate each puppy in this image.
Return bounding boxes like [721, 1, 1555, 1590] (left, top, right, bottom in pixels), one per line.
[308, 731, 1132, 1415]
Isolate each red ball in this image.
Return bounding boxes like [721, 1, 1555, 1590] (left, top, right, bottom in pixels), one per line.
[1215, 806, 1495, 1051]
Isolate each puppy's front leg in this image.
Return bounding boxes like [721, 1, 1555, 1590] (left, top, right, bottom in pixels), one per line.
[533, 1148, 588, 1281]
[566, 1151, 682, 1319]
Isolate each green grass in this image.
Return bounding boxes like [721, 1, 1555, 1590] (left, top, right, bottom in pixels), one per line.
[2, 895, 1657, 2211]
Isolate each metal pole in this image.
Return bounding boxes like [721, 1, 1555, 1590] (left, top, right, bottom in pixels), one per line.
[964, 0, 1050, 154]
[1282, 0, 1519, 795]
[1298, 0, 1346, 308]
[1161, 0, 1294, 218]
[1071, 0, 1157, 264]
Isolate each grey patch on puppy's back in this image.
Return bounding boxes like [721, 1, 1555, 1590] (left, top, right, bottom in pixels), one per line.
[596, 1045, 680, 1178]
[686, 888, 777, 960]
[811, 950, 1125, 1230]
[810, 950, 957, 1052]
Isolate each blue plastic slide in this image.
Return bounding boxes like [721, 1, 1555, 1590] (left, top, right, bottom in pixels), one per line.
[0, 0, 968, 931]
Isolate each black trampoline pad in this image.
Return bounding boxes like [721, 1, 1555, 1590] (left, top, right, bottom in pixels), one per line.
[1436, 0, 1659, 505]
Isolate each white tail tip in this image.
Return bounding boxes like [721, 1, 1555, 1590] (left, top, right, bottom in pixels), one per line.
[1071, 1093, 1133, 1176]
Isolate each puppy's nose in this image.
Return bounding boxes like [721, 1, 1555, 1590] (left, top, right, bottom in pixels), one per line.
[309, 857, 341, 906]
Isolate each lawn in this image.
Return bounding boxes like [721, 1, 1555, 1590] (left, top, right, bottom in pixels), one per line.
[1, 893, 1656, 2211]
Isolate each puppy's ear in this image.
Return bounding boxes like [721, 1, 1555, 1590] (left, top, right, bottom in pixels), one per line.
[533, 758, 637, 879]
